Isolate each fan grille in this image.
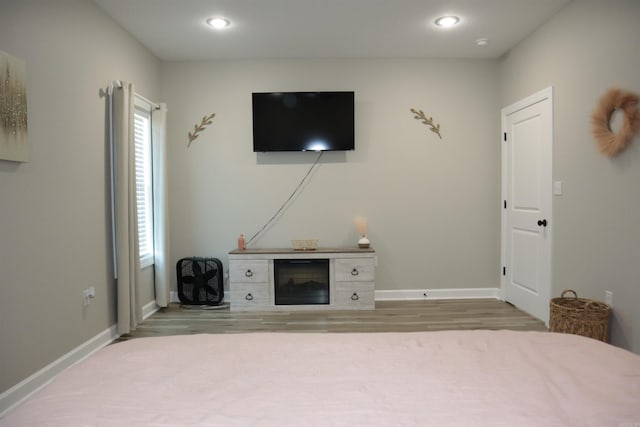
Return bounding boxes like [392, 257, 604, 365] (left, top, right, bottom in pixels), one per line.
[176, 257, 224, 305]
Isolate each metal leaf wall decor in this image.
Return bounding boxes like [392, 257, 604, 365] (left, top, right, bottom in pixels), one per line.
[187, 113, 215, 147]
[411, 108, 442, 139]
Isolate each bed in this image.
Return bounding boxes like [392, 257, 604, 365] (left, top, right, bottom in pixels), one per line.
[1, 330, 639, 426]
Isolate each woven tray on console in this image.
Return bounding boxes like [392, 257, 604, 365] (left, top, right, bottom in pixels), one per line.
[549, 289, 610, 342]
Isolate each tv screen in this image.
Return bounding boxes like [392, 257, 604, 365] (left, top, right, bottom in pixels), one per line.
[252, 91, 354, 152]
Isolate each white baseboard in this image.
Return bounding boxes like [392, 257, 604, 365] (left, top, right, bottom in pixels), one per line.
[172, 289, 502, 303]
[0, 325, 119, 418]
[375, 287, 502, 301]
[142, 300, 161, 320]
[170, 291, 179, 303]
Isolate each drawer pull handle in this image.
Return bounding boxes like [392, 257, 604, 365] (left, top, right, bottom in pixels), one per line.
[245, 269, 253, 278]
[245, 293, 254, 301]
[351, 292, 359, 301]
[351, 268, 359, 276]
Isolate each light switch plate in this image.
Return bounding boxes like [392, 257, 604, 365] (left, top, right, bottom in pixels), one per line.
[605, 290, 613, 307]
[553, 181, 563, 195]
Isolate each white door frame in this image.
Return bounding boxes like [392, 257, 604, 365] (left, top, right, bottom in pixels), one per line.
[500, 86, 553, 324]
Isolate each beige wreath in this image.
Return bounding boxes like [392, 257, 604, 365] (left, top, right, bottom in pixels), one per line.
[591, 88, 640, 157]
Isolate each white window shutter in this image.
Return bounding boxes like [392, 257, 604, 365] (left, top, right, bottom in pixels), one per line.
[134, 107, 154, 268]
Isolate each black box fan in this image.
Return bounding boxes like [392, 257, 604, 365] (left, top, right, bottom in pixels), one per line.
[176, 257, 224, 305]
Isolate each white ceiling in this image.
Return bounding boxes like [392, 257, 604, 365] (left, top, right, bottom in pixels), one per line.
[93, 0, 572, 61]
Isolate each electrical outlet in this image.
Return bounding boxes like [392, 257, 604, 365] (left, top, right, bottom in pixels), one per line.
[83, 287, 96, 307]
[604, 290, 613, 307]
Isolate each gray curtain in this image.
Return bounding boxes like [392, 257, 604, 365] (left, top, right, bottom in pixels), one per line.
[111, 81, 141, 334]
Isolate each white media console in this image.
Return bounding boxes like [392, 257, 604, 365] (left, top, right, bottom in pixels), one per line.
[228, 247, 376, 311]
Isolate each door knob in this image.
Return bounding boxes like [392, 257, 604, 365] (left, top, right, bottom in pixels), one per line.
[537, 219, 548, 227]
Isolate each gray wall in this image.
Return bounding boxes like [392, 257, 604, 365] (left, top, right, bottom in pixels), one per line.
[500, 0, 640, 352]
[3, 0, 639, 401]
[161, 58, 501, 295]
[0, 0, 160, 393]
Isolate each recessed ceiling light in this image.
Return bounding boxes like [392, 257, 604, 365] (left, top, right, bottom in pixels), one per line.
[206, 17, 230, 29]
[435, 16, 460, 28]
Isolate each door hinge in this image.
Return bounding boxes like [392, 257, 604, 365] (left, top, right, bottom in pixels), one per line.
[503, 132, 507, 142]
[502, 266, 506, 276]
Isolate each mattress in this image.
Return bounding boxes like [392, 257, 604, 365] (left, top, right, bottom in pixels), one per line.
[2, 330, 639, 426]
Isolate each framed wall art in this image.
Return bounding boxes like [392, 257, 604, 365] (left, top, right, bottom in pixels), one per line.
[0, 50, 28, 162]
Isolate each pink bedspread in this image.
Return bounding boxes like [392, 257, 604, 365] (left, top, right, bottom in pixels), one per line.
[2, 330, 639, 426]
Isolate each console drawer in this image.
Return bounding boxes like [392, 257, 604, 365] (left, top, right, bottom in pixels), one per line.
[334, 258, 375, 282]
[230, 283, 270, 310]
[229, 260, 269, 283]
[334, 282, 375, 309]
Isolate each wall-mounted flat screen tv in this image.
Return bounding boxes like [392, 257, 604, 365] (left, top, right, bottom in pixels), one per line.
[252, 91, 355, 152]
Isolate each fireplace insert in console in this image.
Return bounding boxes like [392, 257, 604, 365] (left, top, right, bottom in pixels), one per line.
[274, 259, 329, 305]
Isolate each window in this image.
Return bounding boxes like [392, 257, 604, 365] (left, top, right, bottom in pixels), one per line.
[134, 101, 154, 268]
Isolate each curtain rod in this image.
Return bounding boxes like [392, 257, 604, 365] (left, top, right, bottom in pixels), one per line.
[106, 80, 160, 110]
[106, 80, 121, 96]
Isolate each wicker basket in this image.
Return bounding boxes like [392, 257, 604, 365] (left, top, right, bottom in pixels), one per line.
[291, 239, 318, 251]
[549, 289, 611, 342]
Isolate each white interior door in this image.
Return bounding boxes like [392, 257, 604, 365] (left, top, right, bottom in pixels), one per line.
[501, 87, 553, 324]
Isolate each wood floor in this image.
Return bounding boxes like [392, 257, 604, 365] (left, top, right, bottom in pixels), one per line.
[119, 299, 547, 340]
